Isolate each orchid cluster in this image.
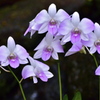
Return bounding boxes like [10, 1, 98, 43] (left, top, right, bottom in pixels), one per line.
[0, 36, 53, 83]
[24, 3, 100, 75]
[0, 3, 100, 100]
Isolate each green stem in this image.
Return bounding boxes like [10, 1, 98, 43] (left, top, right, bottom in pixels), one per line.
[92, 54, 98, 67]
[8, 67, 26, 100]
[91, 54, 100, 100]
[58, 63, 62, 100]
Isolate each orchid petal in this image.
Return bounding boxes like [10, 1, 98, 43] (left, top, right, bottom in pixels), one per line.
[42, 49, 52, 61]
[38, 71, 48, 82]
[34, 60, 49, 71]
[52, 51, 59, 60]
[38, 22, 48, 33]
[34, 10, 50, 24]
[1, 60, 9, 67]
[34, 38, 46, 50]
[61, 33, 71, 44]
[22, 65, 35, 79]
[44, 71, 54, 78]
[89, 46, 96, 54]
[48, 3, 56, 17]
[72, 12, 80, 26]
[7, 36, 16, 52]
[48, 24, 58, 35]
[94, 23, 100, 37]
[95, 65, 100, 75]
[45, 32, 53, 45]
[33, 77, 38, 83]
[81, 33, 89, 41]
[71, 33, 81, 44]
[54, 9, 70, 22]
[65, 43, 82, 56]
[58, 19, 73, 35]
[78, 18, 94, 34]
[34, 49, 42, 59]
[24, 27, 30, 36]
[96, 46, 100, 54]
[52, 40, 64, 52]
[14, 45, 29, 59]
[19, 59, 28, 64]
[9, 58, 19, 68]
[0, 46, 10, 61]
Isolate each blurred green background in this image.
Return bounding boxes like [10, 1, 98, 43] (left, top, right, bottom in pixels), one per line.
[0, 0, 99, 100]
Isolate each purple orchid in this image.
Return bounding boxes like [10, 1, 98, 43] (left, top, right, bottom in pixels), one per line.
[58, 11, 94, 44]
[65, 32, 95, 56]
[33, 33, 64, 61]
[0, 36, 29, 68]
[24, 19, 42, 37]
[89, 23, 100, 54]
[25, 3, 70, 36]
[22, 56, 53, 83]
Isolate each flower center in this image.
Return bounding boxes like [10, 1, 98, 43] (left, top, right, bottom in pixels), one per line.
[94, 39, 100, 47]
[49, 19, 57, 25]
[45, 46, 53, 53]
[8, 53, 17, 61]
[72, 28, 81, 37]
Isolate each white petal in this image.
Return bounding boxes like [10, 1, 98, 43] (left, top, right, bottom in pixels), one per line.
[94, 23, 100, 37]
[14, 45, 29, 59]
[52, 40, 64, 52]
[34, 38, 46, 50]
[48, 3, 56, 17]
[34, 60, 50, 71]
[61, 33, 71, 44]
[89, 46, 96, 54]
[22, 65, 35, 79]
[7, 36, 16, 52]
[54, 9, 70, 22]
[44, 71, 54, 78]
[19, 59, 28, 64]
[33, 76, 38, 83]
[72, 12, 80, 26]
[1, 59, 9, 67]
[45, 32, 53, 45]
[78, 18, 94, 34]
[38, 22, 48, 33]
[34, 10, 50, 24]
[52, 51, 59, 60]
[33, 49, 42, 59]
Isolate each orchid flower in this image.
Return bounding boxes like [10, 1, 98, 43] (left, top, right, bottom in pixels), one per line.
[65, 32, 95, 56]
[58, 11, 94, 44]
[24, 19, 42, 37]
[22, 56, 53, 83]
[89, 23, 100, 54]
[25, 3, 70, 36]
[0, 36, 29, 68]
[34, 33, 64, 61]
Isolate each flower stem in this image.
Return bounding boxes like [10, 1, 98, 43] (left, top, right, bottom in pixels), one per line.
[8, 67, 26, 100]
[92, 54, 100, 100]
[58, 63, 62, 100]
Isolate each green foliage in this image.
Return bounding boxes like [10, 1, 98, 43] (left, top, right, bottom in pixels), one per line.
[72, 91, 82, 100]
[63, 94, 68, 100]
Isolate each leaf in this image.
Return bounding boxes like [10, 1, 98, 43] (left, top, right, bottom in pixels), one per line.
[72, 91, 82, 100]
[63, 94, 68, 100]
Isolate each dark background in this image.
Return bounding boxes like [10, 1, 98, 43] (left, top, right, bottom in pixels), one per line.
[0, 0, 99, 100]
